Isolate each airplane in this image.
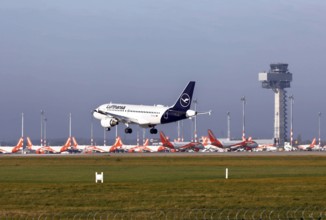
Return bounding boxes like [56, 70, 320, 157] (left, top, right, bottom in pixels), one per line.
[256, 143, 278, 152]
[159, 131, 204, 152]
[127, 139, 151, 153]
[75, 136, 123, 153]
[200, 136, 226, 152]
[207, 129, 258, 151]
[0, 137, 24, 154]
[127, 138, 168, 153]
[297, 138, 317, 151]
[93, 81, 210, 134]
[27, 137, 72, 154]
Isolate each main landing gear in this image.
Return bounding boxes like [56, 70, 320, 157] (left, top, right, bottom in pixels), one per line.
[125, 127, 132, 134]
[124, 127, 157, 134]
[150, 128, 157, 134]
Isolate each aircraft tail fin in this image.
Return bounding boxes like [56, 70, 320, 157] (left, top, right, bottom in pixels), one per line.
[170, 81, 195, 112]
[26, 137, 33, 149]
[159, 131, 174, 149]
[112, 136, 123, 147]
[12, 137, 24, 153]
[311, 138, 317, 147]
[72, 137, 78, 149]
[143, 139, 149, 147]
[202, 136, 209, 146]
[60, 137, 71, 152]
[207, 129, 223, 148]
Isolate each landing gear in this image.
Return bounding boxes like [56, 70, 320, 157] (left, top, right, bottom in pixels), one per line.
[125, 127, 132, 134]
[150, 128, 158, 134]
[105, 127, 110, 131]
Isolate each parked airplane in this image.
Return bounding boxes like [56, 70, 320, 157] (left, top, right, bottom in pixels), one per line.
[93, 81, 210, 134]
[159, 131, 204, 152]
[77, 136, 123, 153]
[127, 138, 167, 153]
[200, 136, 226, 152]
[207, 129, 258, 151]
[297, 138, 317, 151]
[0, 137, 24, 154]
[27, 137, 72, 154]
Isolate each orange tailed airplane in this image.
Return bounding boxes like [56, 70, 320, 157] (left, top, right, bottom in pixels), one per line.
[27, 137, 72, 154]
[78, 136, 123, 153]
[0, 137, 24, 154]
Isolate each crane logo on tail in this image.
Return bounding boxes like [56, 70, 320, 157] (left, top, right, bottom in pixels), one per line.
[180, 93, 191, 108]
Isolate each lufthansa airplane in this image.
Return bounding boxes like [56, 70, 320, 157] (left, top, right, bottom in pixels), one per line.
[93, 81, 210, 134]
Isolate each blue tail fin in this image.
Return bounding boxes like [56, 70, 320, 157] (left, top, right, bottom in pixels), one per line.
[170, 81, 195, 111]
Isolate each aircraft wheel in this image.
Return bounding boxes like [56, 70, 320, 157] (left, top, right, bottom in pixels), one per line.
[125, 128, 132, 134]
[105, 127, 110, 131]
[150, 128, 157, 134]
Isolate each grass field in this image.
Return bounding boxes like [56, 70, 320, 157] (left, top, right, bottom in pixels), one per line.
[0, 154, 326, 216]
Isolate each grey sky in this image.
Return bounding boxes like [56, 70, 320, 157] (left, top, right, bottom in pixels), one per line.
[1, 0, 326, 143]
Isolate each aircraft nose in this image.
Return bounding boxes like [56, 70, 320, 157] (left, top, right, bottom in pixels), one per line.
[93, 108, 104, 120]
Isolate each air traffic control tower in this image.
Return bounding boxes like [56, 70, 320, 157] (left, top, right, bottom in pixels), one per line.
[258, 63, 293, 146]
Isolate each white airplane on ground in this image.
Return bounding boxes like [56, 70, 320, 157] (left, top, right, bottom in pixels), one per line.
[0, 137, 24, 154]
[27, 137, 72, 154]
[127, 138, 167, 153]
[297, 138, 317, 151]
[74, 137, 123, 153]
[200, 136, 226, 152]
[93, 81, 210, 134]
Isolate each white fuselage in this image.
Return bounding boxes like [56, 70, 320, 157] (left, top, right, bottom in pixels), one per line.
[93, 103, 169, 126]
[0, 147, 19, 154]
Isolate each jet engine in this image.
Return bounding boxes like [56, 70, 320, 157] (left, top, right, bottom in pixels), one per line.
[186, 110, 197, 117]
[101, 117, 119, 128]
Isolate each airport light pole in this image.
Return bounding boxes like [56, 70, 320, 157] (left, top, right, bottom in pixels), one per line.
[193, 99, 198, 142]
[91, 118, 94, 146]
[41, 110, 44, 146]
[103, 128, 107, 146]
[21, 113, 24, 154]
[44, 117, 47, 146]
[318, 112, 322, 146]
[289, 95, 294, 146]
[69, 113, 72, 138]
[240, 96, 246, 139]
[227, 112, 231, 141]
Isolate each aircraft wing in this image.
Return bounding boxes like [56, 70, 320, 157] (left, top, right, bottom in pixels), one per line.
[104, 112, 150, 125]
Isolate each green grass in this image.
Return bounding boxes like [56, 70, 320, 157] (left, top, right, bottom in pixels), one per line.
[0, 155, 326, 215]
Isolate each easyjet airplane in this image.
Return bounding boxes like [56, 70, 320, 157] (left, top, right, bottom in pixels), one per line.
[93, 81, 210, 134]
[297, 138, 317, 151]
[73, 136, 123, 153]
[0, 137, 24, 154]
[27, 137, 72, 154]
